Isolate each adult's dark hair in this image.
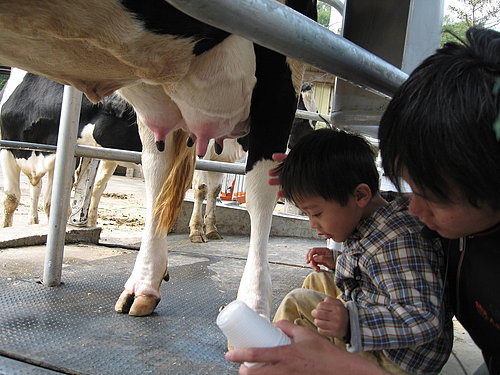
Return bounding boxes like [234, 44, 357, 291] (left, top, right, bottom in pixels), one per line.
[277, 128, 379, 206]
[379, 27, 500, 209]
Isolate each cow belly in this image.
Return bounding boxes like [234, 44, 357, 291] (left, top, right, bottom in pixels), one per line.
[169, 35, 256, 156]
[119, 35, 256, 158]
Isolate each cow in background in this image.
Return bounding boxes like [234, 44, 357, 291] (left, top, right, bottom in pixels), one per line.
[288, 82, 319, 149]
[188, 137, 247, 243]
[189, 84, 321, 243]
[0, 0, 317, 318]
[0, 68, 141, 228]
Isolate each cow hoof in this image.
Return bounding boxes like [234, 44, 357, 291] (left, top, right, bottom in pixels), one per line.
[115, 291, 135, 313]
[128, 295, 160, 316]
[189, 234, 207, 243]
[206, 231, 222, 240]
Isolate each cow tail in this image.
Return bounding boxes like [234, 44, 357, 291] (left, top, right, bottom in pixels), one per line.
[154, 129, 196, 234]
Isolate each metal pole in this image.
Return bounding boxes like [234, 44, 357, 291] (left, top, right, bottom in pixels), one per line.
[0, 141, 248, 175]
[165, 0, 408, 97]
[295, 109, 331, 124]
[196, 159, 245, 174]
[42, 86, 82, 287]
[77, 145, 246, 174]
[0, 140, 57, 153]
[75, 144, 141, 164]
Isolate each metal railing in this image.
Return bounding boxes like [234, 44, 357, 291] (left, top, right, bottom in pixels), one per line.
[0, 140, 246, 174]
[165, 0, 407, 98]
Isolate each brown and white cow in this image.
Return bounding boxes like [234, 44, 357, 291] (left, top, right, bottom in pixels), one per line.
[0, 0, 317, 318]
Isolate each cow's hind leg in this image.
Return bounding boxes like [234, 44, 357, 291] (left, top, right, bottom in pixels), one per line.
[1, 150, 21, 227]
[115, 126, 194, 316]
[236, 160, 278, 318]
[88, 160, 118, 227]
[42, 168, 54, 220]
[189, 170, 208, 243]
[204, 171, 223, 240]
[236, 43, 306, 318]
[28, 178, 42, 224]
[115, 125, 172, 316]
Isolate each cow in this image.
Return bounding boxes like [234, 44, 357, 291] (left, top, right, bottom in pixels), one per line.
[288, 82, 319, 149]
[0, 0, 318, 318]
[0, 68, 142, 228]
[189, 137, 247, 243]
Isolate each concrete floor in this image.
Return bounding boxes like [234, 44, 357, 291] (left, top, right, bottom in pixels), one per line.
[0, 169, 485, 374]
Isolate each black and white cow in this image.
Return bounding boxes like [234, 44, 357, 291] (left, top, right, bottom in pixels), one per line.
[0, 0, 318, 318]
[0, 68, 142, 228]
[288, 82, 319, 149]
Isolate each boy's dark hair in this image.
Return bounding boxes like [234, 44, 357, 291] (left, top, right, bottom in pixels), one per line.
[379, 27, 500, 209]
[277, 128, 379, 206]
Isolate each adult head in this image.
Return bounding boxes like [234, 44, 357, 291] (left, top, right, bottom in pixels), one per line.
[379, 27, 500, 238]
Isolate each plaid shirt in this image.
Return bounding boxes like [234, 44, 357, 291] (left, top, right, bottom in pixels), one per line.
[336, 192, 453, 375]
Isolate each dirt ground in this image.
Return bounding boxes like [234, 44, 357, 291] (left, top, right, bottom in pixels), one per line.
[0, 168, 145, 245]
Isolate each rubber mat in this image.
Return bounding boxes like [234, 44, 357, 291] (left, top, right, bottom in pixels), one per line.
[0, 355, 65, 375]
[0, 251, 310, 375]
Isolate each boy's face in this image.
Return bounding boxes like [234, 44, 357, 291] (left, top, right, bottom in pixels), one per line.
[294, 195, 362, 242]
[403, 172, 500, 238]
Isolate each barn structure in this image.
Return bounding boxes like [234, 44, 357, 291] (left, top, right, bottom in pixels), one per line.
[0, 1, 480, 374]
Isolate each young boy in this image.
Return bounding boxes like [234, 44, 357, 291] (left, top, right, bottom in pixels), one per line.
[379, 27, 500, 375]
[226, 27, 499, 375]
[271, 128, 452, 375]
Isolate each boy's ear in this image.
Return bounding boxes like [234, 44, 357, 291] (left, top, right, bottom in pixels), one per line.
[354, 183, 372, 208]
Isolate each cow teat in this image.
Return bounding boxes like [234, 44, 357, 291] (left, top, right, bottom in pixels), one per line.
[156, 140, 165, 152]
[214, 142, 223, 155]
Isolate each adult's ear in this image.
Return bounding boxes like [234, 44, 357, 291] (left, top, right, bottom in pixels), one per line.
[353, 183, 372, 208]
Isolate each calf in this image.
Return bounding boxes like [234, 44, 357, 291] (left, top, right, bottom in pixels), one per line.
[0, 69, 141, 227]
[0, 0, 317, 318]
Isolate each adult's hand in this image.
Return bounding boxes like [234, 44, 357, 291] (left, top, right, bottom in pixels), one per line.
[225, 320, 390, 375]
[268, 153, 287, 187]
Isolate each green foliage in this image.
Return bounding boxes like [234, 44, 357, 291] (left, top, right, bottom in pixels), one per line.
[441, 0, 500, 46]
[447, 0, 500, 29]
[317, 3, 331, 28]
[441, 19, 469, 46]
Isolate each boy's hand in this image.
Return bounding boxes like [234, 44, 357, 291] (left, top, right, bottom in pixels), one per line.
[306, 247, 335, 271]
[312, 296, 349, 338]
